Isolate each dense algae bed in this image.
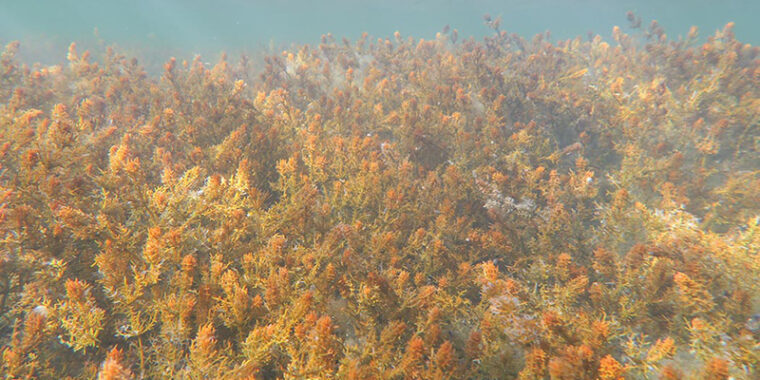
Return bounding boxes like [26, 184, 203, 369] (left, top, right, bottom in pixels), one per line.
[0, 19, 759, 379]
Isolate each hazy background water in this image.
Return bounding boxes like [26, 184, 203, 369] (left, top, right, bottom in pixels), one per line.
[1, 0, 758, 72]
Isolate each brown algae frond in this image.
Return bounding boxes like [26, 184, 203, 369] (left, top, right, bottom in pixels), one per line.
[0, 19, 759, 378]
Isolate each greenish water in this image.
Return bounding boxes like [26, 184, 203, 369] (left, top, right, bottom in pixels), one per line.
[2, 0, 759, 69]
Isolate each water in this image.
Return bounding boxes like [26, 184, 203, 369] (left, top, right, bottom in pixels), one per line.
[2, 0, 759, 68]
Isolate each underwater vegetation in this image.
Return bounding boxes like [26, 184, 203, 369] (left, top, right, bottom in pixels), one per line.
[0, 16, 759, 379]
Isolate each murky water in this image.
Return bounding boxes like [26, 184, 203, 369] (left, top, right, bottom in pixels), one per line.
[2, 0, 758, 67]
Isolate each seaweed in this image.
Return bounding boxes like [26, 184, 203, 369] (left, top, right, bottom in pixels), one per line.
[0, 17, 758, 379]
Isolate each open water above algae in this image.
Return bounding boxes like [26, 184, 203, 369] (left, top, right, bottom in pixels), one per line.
[2, 0, 760, 69]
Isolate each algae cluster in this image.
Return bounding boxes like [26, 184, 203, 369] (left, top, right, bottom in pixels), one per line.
[0, 18, 759, 379]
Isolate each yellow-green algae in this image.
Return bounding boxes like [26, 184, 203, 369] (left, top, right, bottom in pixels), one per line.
[0, 20, 759, 379]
